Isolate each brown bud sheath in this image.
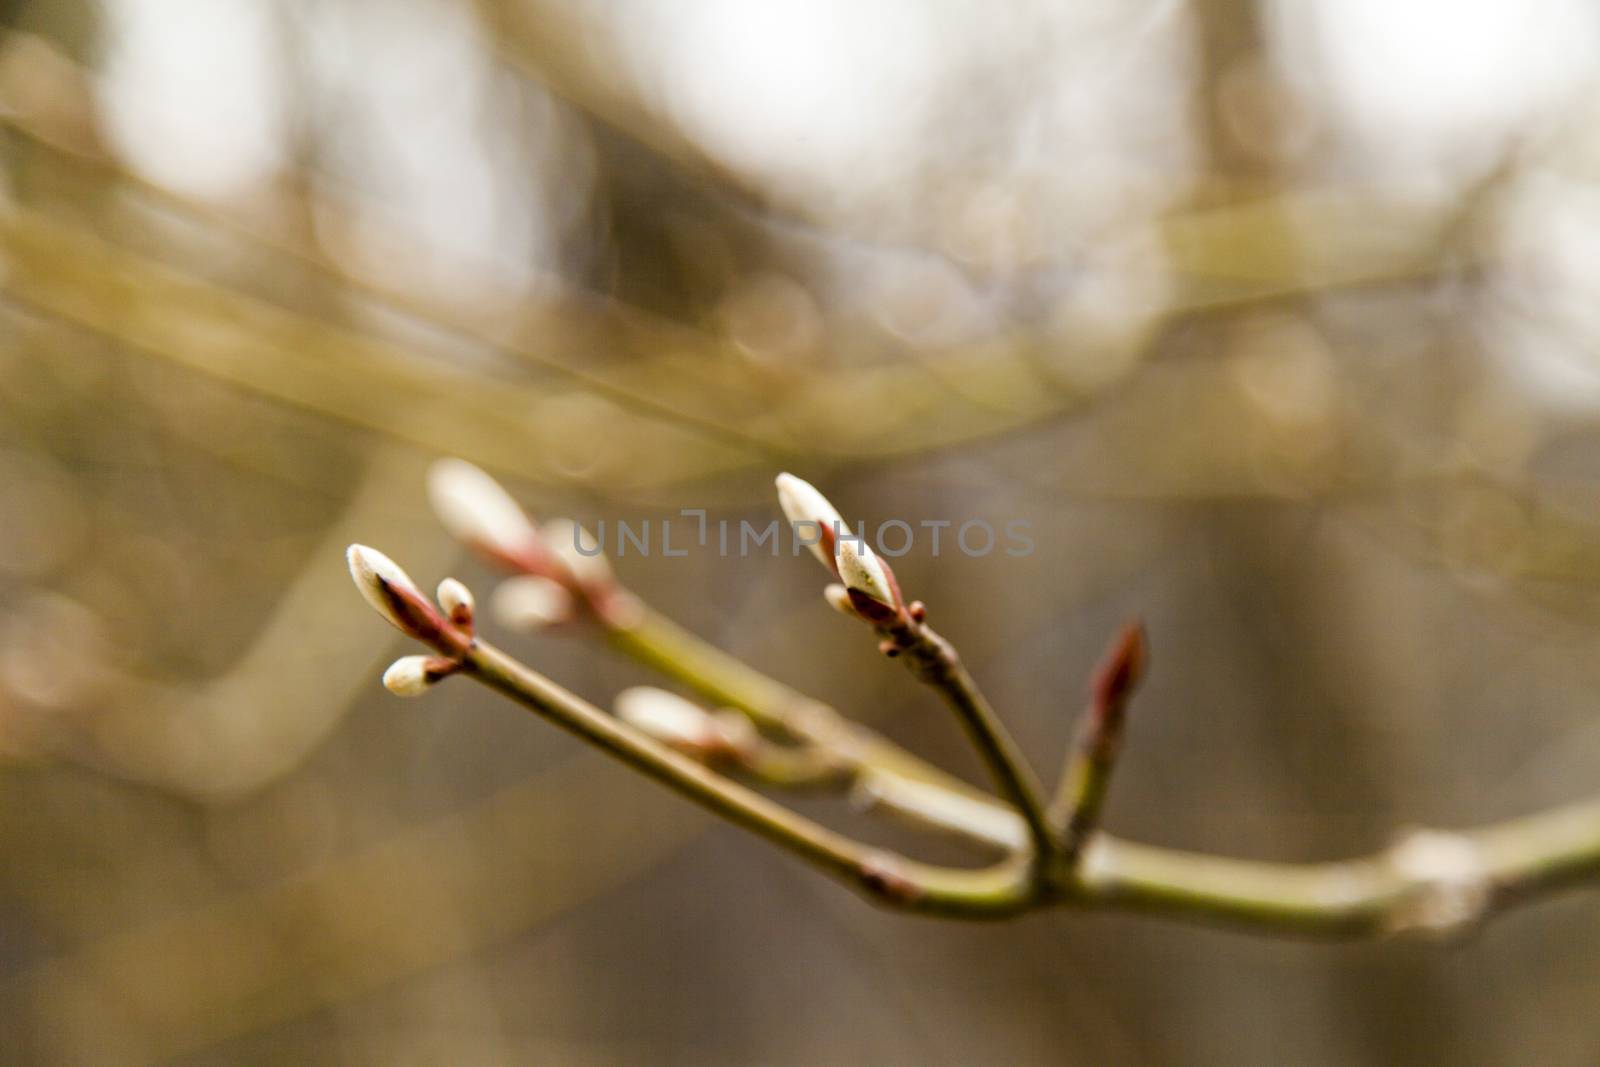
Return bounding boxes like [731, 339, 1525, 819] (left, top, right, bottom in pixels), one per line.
[347, 545, 471, 657]
[1090, 621, 1148, 730]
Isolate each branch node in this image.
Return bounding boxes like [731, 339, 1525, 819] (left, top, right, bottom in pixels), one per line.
[859, 850, 925, 908]
[1385, 828, 1492, 939]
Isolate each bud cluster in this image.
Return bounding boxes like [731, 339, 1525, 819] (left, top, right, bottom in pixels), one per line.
[347, 544, 478, 697]
[776, 473, 911, 632]
[427, 458, 637, 630]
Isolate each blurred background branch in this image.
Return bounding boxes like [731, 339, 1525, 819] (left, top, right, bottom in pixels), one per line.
[5, 1, 1600, 1064]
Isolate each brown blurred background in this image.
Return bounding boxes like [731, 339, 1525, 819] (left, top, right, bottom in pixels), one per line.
[4, 1, 1600, 1063]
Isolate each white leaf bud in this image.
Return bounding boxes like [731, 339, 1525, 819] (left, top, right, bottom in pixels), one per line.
[347, 544, 425, 629]
[838, 539, 898, 609]
[436, 577, 475, 626]
[823, 583, 858, 618]
[383, 655, 440, 697]
[492, 575, 575, 631]
[615, 687, 716, 750]
[775, 473, 844, 570]
[427, 458, 539, 559]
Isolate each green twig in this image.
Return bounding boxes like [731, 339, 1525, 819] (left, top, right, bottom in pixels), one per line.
[880, 615, 1058, 878]
[1051, 622, 1148, 864]
[466, 639, 1033, 917]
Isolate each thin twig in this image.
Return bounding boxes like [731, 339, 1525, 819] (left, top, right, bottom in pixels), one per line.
[347, 543, 1031, 916]
[1051, 621, 1148, 864]
[880, 613, 1058, 876]
[485, 623, 1600, 935]
[467, 638, 1033, 917]
[602, 606, 1014, 834]
[599, 548, 1055, 864]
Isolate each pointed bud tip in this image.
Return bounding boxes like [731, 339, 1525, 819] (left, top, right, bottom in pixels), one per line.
[347, 544, 419, 612]
[345, 544, 456, 644]
[427, 457, 539, 558]
[436, 577, 475, 622]
[1092, 621, 1148, 713]
[775, 472, 845, 572]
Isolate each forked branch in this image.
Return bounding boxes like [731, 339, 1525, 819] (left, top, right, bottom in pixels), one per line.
[341, 463, 1600, 938]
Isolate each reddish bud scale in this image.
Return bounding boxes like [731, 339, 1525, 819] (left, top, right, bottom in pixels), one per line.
[817, 523, 840, 578]
[421, 656, 462, 682]
[436, 579, 475, 633]
[847, 587, 904, 626]
[469, 536, 565, 588]
[379, 578, 472, 658]
[1090, 621, 1148, 728]
[878, 556, 905, 610]
[859, 851, 923, 906]
[474, 532, 625, 627]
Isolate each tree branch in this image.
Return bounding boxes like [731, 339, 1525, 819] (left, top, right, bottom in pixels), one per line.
[426, 459, 1029, 851]
[772, 475, 1057, 868]
[602, 609, 1059, 855]
[349, 546, 1600, 938]
[341, 464, 1600, 941]
[347, 544, 1031, 916]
